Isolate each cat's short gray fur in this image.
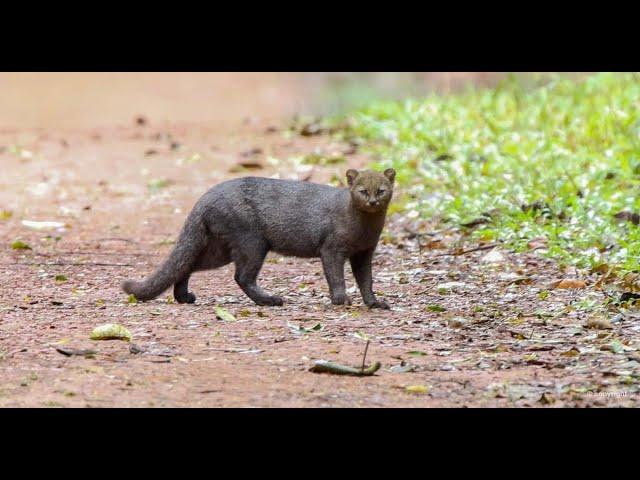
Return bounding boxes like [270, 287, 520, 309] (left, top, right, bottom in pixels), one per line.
[122, 168, 395, 308]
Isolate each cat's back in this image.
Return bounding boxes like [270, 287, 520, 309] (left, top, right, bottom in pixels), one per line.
[199, 176, 346, 220]
[228, 176, 338, 195]
[208, 176, 340, 205]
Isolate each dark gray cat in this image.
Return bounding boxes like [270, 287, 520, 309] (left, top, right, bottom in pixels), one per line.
[122, 168, 395, 309]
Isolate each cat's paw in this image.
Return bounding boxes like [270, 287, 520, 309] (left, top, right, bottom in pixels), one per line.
[176, 292, 197, 304]
[269, 296, 284, 306]
[331, 294, 352, 306]
[368, 299, 390, 310]
[255, 295, 284, 307]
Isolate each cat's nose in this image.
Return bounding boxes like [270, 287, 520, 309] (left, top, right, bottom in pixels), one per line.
[368, 200, 377, 206]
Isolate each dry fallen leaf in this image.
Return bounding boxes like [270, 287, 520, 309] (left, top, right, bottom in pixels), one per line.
[90, 324, 132, 342]
[405, 385, 429, 394]
[229, 161, 264, 173]
[560, 347, 581, 357]
[585, 317, 613, 330]
[424, 239, 446, 249]
[627, 353, 640, 362]
[539, 392, 556, 405]
[215, 306, 236, 322]
[550, 279, 587, 289]
[527, 237, 548, 250]
[11, 240, 32, 250]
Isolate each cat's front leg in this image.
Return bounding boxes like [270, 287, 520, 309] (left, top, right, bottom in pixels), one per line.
[350, 249, 390, 309]
[320, 248, 351, 306]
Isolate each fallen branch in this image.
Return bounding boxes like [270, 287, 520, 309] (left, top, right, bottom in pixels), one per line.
[434, 242, 500, 257]
[403, 226, 456, 239]
[97, 237, 136, 243]
[310, 360, 381, 376]
[9, 262, 133, 267]
[415, 281, 440, 295]
[403, 226, 438, 239]
[32, 251, 159, 257]
[55, 347, 97, 358]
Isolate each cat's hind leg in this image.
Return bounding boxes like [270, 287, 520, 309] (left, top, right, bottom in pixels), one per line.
[174, 274, 196, 304]
[173, 240, 231, 304]
[232, 238, 283, 306]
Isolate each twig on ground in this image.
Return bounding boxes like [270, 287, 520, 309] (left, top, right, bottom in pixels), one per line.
[415, 281, 440, 295]
[435, 242, 500, 257]
[31, 251, 158, 257]
[360, 339, 370, 374]
[98, 237, 136, 243]
[403, 226, 448, 239]
[9, 262, 133, 267]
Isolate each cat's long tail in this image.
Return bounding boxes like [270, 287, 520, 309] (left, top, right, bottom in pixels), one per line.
[121, 214, 207, 301]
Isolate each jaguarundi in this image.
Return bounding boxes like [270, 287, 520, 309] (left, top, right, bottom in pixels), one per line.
[122, 168, 395, 309]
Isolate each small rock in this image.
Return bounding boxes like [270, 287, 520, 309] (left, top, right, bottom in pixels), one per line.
[610, 314, 625, 323]
[550, 279, 587, 289]
[585, 317, 613, 330]
[481, 249, 506, 264]
[21, 220, 66, 231]
[389, 363, 417, 373]
[448, 317, 468, 328]
[129, 344, 146, 355]
[436, 281, 472, 291]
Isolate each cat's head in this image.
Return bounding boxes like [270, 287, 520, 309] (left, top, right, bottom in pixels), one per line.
[346, 168, 396, 213]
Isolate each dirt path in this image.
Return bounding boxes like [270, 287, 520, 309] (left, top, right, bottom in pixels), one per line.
[0, 73, 306, 129]
[1, 114, 639, 407]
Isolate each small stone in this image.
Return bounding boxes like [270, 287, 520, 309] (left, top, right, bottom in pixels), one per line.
[585, 317, 613, 330]
[481, 249, 506, 264]
[448, 317, 468, 328]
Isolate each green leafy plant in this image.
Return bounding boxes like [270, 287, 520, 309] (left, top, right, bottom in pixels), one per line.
[336, 73, 640, 277]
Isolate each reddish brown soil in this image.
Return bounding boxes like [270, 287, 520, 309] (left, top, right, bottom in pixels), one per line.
[1, 74, 638, 407]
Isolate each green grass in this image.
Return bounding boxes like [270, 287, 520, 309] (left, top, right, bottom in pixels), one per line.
[337, 73, 640, 276]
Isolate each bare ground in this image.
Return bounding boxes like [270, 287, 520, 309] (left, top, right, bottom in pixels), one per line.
[1, 119, 639, 408]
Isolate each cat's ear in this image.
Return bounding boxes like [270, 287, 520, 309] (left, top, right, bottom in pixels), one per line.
[346, 169, 359, 186]
[384, 168, 396, 184]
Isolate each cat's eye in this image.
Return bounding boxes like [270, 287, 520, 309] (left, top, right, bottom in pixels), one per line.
[377, 189, 386, 196]
[358, 189, 368, 196]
